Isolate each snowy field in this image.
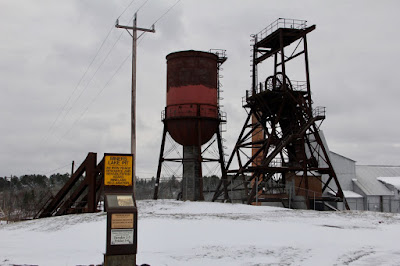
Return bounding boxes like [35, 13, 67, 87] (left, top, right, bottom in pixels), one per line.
[1, 200, 400, 266]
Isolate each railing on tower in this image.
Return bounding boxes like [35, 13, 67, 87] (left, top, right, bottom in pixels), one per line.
[254, 18, 308, 41]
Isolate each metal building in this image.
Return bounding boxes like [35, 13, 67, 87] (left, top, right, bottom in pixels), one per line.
[355, 165, 400, 212]
[322, 152, 400, 212]
[327, 151, 363, 210]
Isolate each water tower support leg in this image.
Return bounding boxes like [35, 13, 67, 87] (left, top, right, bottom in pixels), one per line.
[216, 129, 229, 200]
[197, 120, 204, 201]
[153, 125, 167, 200]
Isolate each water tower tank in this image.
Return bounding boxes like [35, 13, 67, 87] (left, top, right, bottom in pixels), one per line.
[165, 50, 219, 146]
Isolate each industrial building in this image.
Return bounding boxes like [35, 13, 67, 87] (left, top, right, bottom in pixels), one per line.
[326, 150, 400, 212]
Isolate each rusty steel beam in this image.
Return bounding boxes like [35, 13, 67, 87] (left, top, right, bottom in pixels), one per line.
[37, 153, 107, 218]
[86, 153, 97, 212]
[38, 153, 97, 218]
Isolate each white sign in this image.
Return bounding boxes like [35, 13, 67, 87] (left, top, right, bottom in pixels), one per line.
[111, 229, 134, 245]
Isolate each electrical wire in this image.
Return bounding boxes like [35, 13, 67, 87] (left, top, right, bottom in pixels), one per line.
[55, 4, 144, 141]
[42, 0, 142, 146]
[55, 30, 125, 134]
[152, 0, 182, 25]
[42, 163, 71, 176]
[50, 0, 183, 151]
[118, 0, 137, 19]
[40, 23, 116, 146]
[137, 0, 151, 12]
[137, 0, 182, 45]
[59, 52, 132, 141]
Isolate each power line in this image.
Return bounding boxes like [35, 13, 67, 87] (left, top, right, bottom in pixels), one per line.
[42, 163, 71, 176]
[55, 30, 125, 131]
[137, 0, 182, 45]
[40, 23, 116, 146]
[59, 52, 132, 141]
[59, 54, 132, 141]
[118, 0, 137, 19]
[54, 10, 143, 142]
[137, 0, 151, 12]
[153, 0, 182, 25]
[50, 1, 181, 145]
[118, 0, 150, 27]
[42, 1, 143, 145]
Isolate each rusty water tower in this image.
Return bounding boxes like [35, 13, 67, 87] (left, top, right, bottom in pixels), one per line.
[153, 50, 227, 201]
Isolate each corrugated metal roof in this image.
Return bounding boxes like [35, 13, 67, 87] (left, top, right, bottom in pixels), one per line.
[355, 165, 400, 196]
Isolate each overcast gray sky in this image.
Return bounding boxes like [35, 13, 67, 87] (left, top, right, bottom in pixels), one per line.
[1, 0, 400, 178]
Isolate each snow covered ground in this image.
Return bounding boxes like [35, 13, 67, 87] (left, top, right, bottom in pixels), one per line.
[1, 200, 400, 265]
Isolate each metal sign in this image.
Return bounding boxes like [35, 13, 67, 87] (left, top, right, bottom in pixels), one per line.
[111, 213, 134, 229]
[111, 229, 134, 245]
[104, 154, 133, 186]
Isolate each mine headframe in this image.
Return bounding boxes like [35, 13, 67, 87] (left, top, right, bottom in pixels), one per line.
[212, 19, 349, 210]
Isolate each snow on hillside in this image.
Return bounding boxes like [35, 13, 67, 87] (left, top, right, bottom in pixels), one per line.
[1, 200, 400, 265]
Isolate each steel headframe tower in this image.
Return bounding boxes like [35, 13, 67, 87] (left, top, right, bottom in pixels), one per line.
[212, 19, 349, 210]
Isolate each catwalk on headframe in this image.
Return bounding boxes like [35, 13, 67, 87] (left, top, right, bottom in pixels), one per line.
[212, 19, 349, 210]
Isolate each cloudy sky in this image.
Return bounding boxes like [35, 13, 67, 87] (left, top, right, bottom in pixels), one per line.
[1, 0, 400, 179]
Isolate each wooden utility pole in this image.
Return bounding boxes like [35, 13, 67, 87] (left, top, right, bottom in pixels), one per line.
[115, 13, 155, 193]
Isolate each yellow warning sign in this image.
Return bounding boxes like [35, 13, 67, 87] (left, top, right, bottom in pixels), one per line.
[104, 155, 133, 186]
[111, 213, 134, 229]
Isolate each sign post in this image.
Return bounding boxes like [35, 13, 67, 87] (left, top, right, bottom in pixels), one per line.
[103, 153, 137, 266]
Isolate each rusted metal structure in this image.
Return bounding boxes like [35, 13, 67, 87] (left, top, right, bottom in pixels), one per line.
[212, 19, 349, 210]
[153, 50, 227, 201]
[35, 153, 104, 218]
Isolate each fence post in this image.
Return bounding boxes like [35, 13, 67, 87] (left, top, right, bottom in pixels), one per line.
[231, 178, 233, 204]
[256, 176, 258, 205]
[314, 191, 315, 210]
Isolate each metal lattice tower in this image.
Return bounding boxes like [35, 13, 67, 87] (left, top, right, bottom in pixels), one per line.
[212, 19, 349, 210]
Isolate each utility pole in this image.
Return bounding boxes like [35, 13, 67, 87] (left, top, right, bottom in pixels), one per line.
[115, 13, 155, 193]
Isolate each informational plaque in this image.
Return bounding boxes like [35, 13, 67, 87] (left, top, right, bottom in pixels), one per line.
[111, 213, 134, 229]
[110, 229, 134, 245]
[104, 154, 133, 186]
[117, 195, 134, 206]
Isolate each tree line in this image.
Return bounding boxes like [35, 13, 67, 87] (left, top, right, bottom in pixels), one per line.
[0, 174, 221, 222]
[0, 173, 70, 221]
[135, 175, 221, 200]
